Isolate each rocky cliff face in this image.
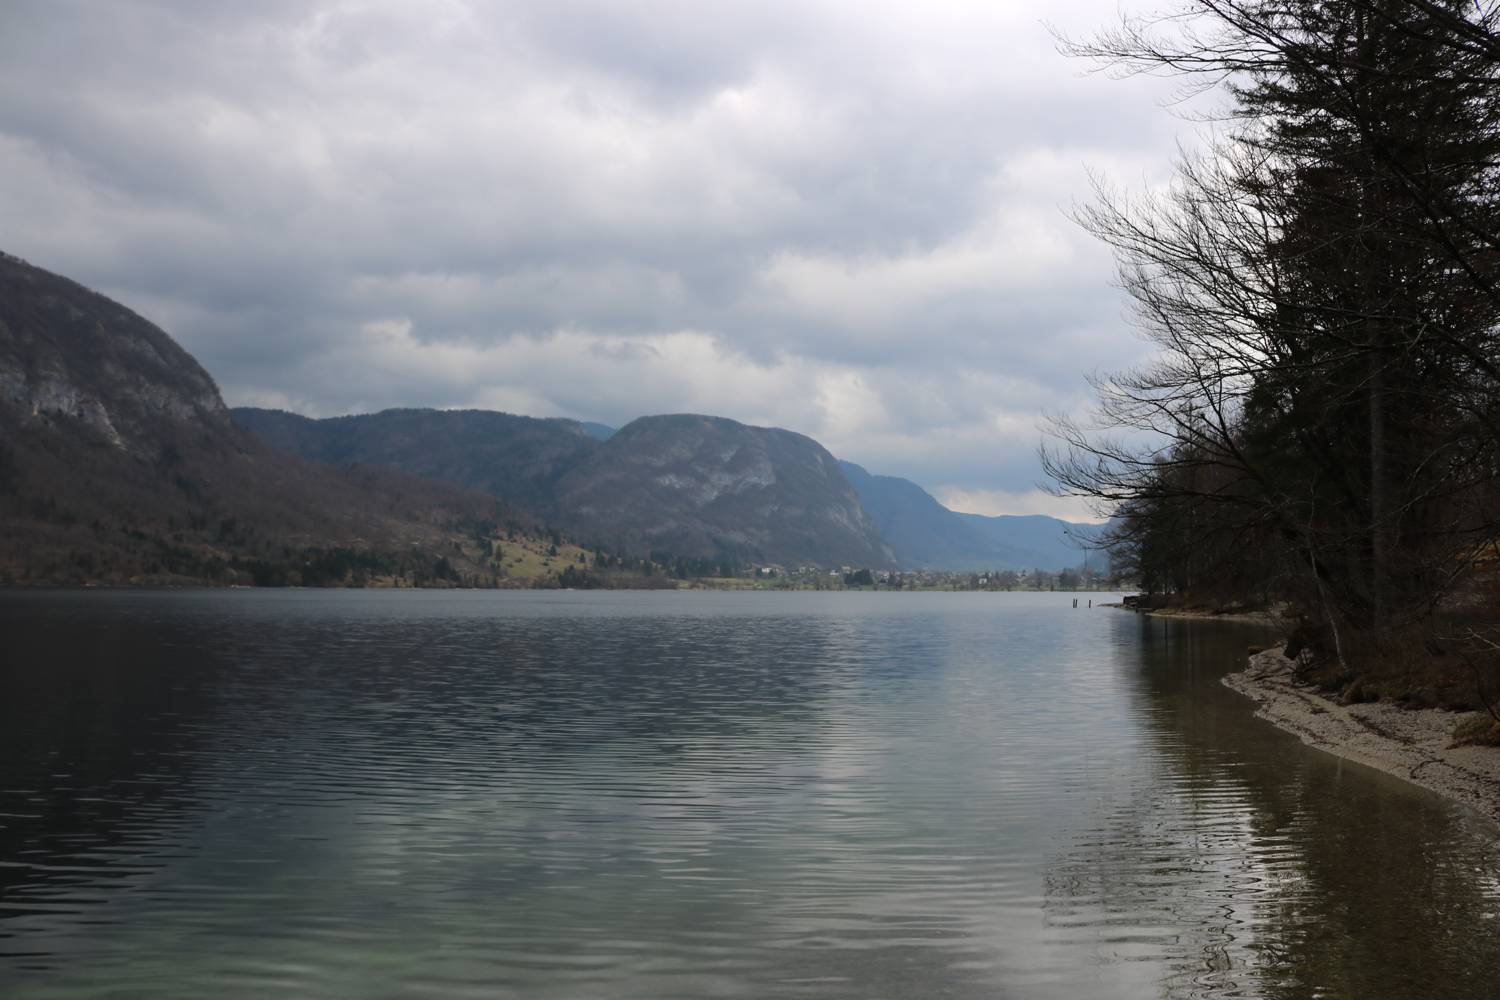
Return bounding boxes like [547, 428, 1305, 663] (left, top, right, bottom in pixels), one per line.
[0, 253, 517, 586]
[555, 415, 897, 568]
[0, 252, 229, 453]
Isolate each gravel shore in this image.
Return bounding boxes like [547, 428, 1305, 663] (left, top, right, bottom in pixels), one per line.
[1098, 603, 1282, 625]
[1225, 648, 1500, 826]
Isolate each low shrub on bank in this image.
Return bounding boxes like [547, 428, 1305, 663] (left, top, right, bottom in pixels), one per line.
[1282, 614, 1500, 713]
[1450, 712, 1500, 747]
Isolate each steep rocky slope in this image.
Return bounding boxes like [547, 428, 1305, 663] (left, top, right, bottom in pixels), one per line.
[555, 415, 896, 568]
[0, 252, 524, 586]
[0, 251, 229, 453]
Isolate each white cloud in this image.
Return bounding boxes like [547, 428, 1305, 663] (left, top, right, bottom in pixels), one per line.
[936, 487, 1108, 524]
[1, 0, 1192, 511]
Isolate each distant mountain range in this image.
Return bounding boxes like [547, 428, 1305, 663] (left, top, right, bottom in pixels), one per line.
[1, 250, 1095, 581]
[838, 462, 1096, 571]
[235, 408, 899, 569]
[229, 405, 1093, 571]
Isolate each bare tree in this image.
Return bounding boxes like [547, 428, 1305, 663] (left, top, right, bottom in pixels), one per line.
[1047, 0, 1500, 640]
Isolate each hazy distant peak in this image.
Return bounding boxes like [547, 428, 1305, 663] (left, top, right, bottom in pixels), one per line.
[579, 421, 616, 441]
[838, 458, 1088, 571]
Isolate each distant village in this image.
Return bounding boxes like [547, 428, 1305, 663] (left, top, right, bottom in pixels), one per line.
[722, 563, 1124, 592]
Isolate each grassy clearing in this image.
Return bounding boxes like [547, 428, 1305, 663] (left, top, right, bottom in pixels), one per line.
[491, 537, 590, 583]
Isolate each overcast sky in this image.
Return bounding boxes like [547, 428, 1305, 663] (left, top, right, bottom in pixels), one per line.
[1, 0, 1193, 521]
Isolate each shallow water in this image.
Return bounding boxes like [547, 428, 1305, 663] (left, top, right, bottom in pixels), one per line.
[1, 589, 1496, 999]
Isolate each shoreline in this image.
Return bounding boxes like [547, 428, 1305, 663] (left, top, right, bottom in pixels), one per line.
[1224, 649, 1500, 827]
[1100, 602, 1281, 625]
[1146, 606, 1280, 624]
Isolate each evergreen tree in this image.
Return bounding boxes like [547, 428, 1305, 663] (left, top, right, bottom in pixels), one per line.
[1049, 1, 1500, 633]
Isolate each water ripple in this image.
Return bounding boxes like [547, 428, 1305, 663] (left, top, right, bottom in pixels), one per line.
[1, 590, 1498, 999]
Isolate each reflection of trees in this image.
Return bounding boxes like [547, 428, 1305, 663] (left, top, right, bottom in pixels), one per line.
[1043, 616, 1500, 999]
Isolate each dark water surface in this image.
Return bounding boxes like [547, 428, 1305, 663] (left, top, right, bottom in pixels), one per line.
[1, 590, 1497, 999]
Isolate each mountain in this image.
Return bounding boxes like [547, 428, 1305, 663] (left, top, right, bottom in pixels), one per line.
[579, 421, 616, 441]
[953, 512, 1098, 571]
[0, 252, 534, 586]
[231, 402, 1091, 572]
[556, 415, 896, 568]
[558, 416, 894, 569]
[838, 460, 1092, 570]
[837, 461, 980, 568]
[232, 407, 600, 513]
[0, 250, 1086, 583]
[0, 254, 230, 454]
[235, 407, 898, 569]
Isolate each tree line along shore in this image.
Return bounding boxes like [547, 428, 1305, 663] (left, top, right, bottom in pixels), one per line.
[1048, 0, 1500, 749]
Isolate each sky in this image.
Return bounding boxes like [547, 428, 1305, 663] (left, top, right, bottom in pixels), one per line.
[0, 0, 1193, 522]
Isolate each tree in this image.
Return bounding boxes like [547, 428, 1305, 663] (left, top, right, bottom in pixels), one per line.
[1048, 0, 1500, 633]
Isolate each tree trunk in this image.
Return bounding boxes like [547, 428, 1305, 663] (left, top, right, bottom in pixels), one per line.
[1368, 348, 1388, 626]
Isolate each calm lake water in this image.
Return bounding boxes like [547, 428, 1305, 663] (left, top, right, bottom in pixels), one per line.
[1, 590, 1497, 999]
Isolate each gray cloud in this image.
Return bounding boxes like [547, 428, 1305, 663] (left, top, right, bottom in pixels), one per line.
[0, 0, 1190, 519]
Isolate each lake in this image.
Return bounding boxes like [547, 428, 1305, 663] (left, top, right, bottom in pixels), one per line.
[1, 590, 1497, 999]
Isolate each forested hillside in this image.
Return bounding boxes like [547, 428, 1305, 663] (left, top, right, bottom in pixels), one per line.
[233, 407, 600, 513]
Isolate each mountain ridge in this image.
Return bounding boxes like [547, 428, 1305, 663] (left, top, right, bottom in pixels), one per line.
[557, 414, 897, 568]
[233, 406, 600, 514]
[230, 400, 1092, 571]
[0, 254, 1093, 584]
[838, 460, 1091, 570]
[233, 406, 901, 569]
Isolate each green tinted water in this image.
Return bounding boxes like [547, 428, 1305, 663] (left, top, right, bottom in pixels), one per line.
[1, 590, 1495, 998]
